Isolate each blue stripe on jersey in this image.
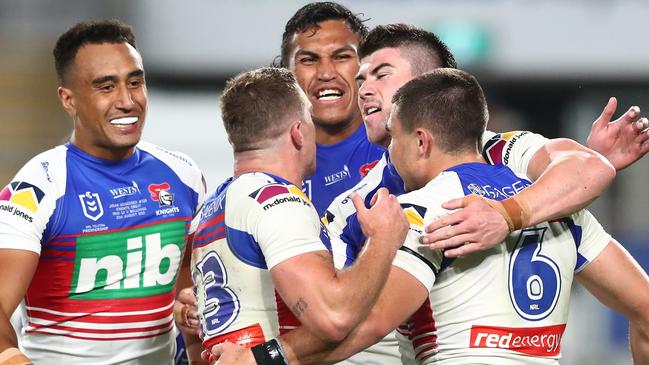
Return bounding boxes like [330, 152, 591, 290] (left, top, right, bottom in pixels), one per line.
[444, 162, 531, 202]
[340, 153, 406, 267]
[226, 226, 267, 269]
[560, 217, 587, 271]
[197, 177, 267, 269]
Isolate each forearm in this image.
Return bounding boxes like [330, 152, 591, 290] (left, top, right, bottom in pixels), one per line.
[324, 237, 396, 331]
[631, 322, 649, 365]
[0, 312, 18, 353]
[183, 332, 207, 365]
[523, 141, 615, 224]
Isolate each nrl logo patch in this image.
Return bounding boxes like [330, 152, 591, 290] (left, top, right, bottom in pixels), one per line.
[79, 191, 104, 221]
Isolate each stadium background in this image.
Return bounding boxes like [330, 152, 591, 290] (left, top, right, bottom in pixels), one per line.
[0, 1, 647, 363]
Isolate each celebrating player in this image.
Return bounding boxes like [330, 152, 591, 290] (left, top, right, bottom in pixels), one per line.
[0, 20, 206, 364]
[181, 67, 408, 364]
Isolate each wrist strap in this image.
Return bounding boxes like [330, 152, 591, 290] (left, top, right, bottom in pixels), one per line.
[468, 194, 530, 232]
[251, 339, 288, 365]
[0, 348, 32, 365]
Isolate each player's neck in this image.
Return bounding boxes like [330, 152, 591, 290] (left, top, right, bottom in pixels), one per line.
[233, 150, 304, 189]
[315, 115, 363, 145]
[428, 151, 486, 180]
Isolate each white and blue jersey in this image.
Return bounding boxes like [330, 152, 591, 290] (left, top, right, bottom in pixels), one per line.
[325, 130, 549, 268]
[324, 130, 548, 365]
[392, 162, 610, 364]
[191, 173, 331, 352]
[304, 123, 384, 216]
[0, 141, 205, 365]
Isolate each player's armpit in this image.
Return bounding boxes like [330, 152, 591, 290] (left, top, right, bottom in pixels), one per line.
[0, 249, 39, 352]
[576, 239, 649, 364]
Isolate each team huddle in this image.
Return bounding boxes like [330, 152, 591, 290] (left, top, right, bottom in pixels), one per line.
[1, 2, 649, 365]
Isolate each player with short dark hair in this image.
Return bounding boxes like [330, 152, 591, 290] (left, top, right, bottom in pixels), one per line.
[0, 19, 206, 364]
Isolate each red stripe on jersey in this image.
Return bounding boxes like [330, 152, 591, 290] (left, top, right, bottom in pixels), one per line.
[196, 213, 224, 233]
[27, 325, 173, 341]
[25, 291, 174, 318]
[275, 290, 300, 335]
[194, 226, 225, 243]
[26, 318, 173, 335]
[26, 304, 172, 325]
[407, 298, 438, 360]
[52, 216, 190, 239]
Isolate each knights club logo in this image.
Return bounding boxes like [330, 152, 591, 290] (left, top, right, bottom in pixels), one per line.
[148, 182, 174, 206]
[78, 191, 104, 221]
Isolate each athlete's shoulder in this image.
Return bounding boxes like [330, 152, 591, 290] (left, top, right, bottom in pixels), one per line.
[235, 173, 312, 210]
[137, 141, 202, 173]
[9, 145, 69, 196]
[482, 130, 548, 165]
[398, 172, 464, 219]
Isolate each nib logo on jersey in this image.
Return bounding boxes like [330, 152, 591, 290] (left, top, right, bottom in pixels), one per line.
[0, 181, 44, 222]
[148, 182, 180, 216]
[70, 220, 185, 299]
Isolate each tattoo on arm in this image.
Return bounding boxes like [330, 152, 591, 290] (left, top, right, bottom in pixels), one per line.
[292, 297, 308, 318]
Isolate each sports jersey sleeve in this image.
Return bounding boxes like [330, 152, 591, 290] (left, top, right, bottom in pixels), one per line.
[391, 192, 444, 292]
[324, 155, 391, 267]
[253, 191, 329, 269]
[0, 150, 63, 254]
[571, 209, 612, 272]
[482, 130, 549, 177]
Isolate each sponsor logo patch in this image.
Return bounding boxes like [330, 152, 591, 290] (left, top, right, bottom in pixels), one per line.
[324, 165, 350, 186]
[469, 324, 565, 356]
[148, 182, 174, 206]
[110, 181, 141, 199]
[0, 181, 45, 213]
[249, 183, 308, 203]
[401, 203, 427, 229]
[359, 159, 379, 177]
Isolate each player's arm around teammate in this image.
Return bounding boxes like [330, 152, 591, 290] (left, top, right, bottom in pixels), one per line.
[271, 188, 407, 342]
[423, 98, 648, 257]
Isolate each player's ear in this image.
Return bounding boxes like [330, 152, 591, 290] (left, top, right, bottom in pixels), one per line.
[290, 119, 304, 148]
[58, 86, 76, 117]
[415, 128, 432, 158]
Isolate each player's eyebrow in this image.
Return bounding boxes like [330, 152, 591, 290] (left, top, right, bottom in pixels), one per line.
[91, 69, 144, 86]
[331, 45, 357, 55]
[295, 49, 319, 59]
[370, 63, 393, 76]
[92, 75, 117, 86]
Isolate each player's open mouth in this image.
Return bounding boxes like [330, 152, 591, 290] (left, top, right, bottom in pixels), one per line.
[110, 117, 138, 126]
[316, 88, 343, 101]
[364, 106, 381, 116]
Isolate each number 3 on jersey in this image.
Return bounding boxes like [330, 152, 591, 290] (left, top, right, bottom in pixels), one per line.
[508, 228, 561, 321]
[194, 251, 240, 336]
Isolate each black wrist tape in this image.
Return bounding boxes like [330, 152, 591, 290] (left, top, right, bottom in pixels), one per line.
[251, 339, 287, 365]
